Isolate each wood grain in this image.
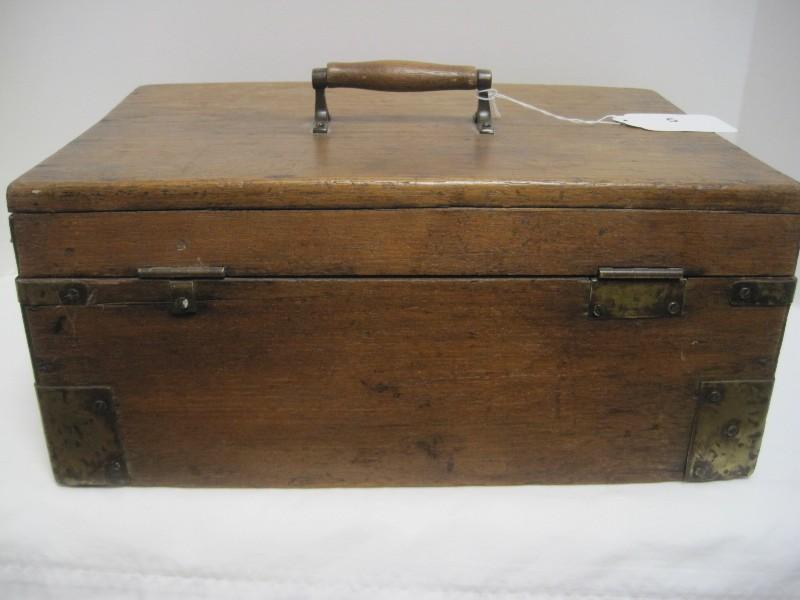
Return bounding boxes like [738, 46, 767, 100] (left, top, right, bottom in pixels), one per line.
[11, 208, 800, 278]
[8, 83, 800, 213]
[22, 277, 788, 486]
[9, 80, 799, 488]
[326, 60, 478, 91]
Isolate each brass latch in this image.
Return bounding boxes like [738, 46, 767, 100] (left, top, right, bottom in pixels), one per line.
[137, 266, 225, 316]
[589, 267, 686, 319]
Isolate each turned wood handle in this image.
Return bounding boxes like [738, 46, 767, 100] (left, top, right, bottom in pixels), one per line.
[325, 60, 479, 92]
[311, 61, 493, 134]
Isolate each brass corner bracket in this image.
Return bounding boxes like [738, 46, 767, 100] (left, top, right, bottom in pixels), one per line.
[685, 380, 773, 482]
[36, 386, 128, 486]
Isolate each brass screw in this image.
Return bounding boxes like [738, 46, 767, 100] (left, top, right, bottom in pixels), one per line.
[106, 460, 124, 481]
[592, 304, 603, 318]
[691, 462, 711, 480]
[707, 390, 722, 404]
[173, 297, 190, 312]
[92, 399, 108, 414]
[738, 285, 753, 300]
[722, 420, 740, 439]
[667, 301, 681, 315]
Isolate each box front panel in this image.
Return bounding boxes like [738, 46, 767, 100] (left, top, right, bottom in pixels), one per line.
[20, 277, 788, 486]
[11, 209, 800, 278]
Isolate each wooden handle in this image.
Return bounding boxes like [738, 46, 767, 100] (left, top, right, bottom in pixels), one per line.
[311, 61, 493, 134]
[326, 60, 478, 92]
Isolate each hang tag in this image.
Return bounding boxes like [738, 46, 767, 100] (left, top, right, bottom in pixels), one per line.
[612, 113, 737, 133]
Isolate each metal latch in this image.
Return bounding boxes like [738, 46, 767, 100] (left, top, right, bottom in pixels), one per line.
[137, 266, 225, 316]
[589, 267, 686, 319]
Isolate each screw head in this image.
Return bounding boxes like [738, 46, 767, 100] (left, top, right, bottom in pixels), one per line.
[59, 286, 83, 305]
[722, 419, 740, 439]
[92, 398, 108, 414]
[592, 304, 603, 318]
[173, 296, 190, 312]
[738, 285, 753, 300]
[667, 301, 681, 315]
[691, 462, 713, 481]
[706, 389, 722, 404]
[105, 460, 124, 481]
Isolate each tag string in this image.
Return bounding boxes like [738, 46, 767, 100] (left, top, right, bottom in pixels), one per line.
[478, 89, 621, 125]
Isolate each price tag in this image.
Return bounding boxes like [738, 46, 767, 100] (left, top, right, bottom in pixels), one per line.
[612, 113, 737, 133]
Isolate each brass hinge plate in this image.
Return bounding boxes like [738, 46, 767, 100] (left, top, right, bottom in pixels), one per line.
[685, 380, 774, 482]
[589, 267, 686, 319]
[136, 266, 226, 315]
[36, 386, 128, 486]
[169, 280, 197, 315]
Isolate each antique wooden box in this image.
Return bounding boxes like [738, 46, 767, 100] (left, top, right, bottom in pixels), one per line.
[8, 61, 800, 487]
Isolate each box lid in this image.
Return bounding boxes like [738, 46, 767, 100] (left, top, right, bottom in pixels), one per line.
[8, 82, 800, 213]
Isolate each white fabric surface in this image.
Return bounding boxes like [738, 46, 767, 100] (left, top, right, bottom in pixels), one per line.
[1, 272, 798, 600]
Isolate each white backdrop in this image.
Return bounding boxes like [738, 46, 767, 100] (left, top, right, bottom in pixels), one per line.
[2, 2, 800, 599]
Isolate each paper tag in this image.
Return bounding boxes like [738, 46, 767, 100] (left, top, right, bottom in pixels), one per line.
[612, 113, 737, 133]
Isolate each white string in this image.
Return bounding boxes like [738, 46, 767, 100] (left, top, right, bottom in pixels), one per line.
[478, 89, 621, 125]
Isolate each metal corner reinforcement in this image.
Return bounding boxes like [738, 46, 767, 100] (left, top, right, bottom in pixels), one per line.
[36, 386, 128, 486]
[685, 380, 774, 482]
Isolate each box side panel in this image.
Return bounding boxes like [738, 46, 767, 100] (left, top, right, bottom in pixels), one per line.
[11, 209, 800, 278]
[19, 277, 788, 486]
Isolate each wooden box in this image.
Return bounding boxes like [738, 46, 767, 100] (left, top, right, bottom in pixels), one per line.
[8, 61, 800, 487]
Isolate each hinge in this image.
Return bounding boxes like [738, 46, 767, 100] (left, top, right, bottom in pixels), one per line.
[168, 280, 197, 315]
[137, 266, 225, 316]
[136, 266, 226, 279]
[17, 266, 227, 311]
[589, 267, 686, 319]
[685, 380, 773, 482]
